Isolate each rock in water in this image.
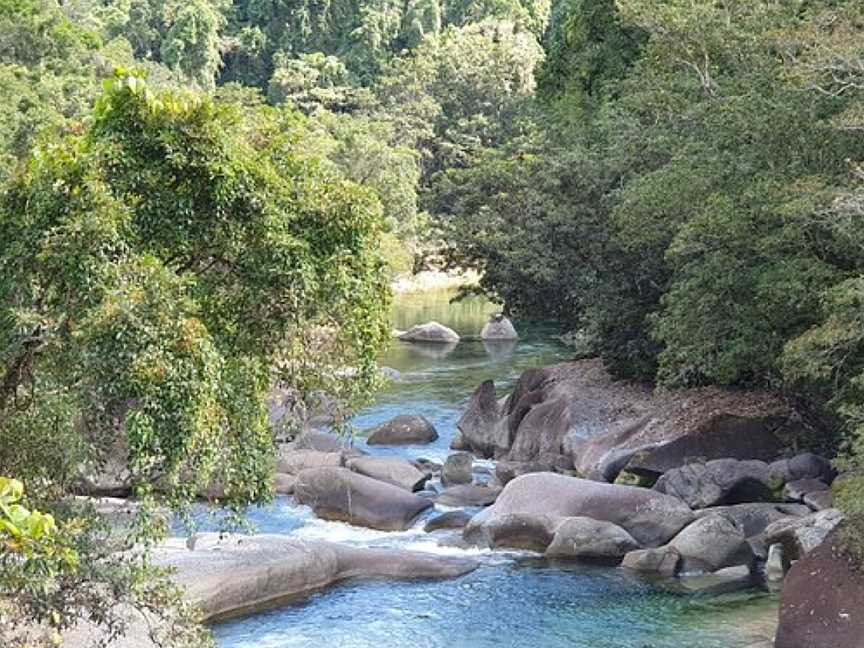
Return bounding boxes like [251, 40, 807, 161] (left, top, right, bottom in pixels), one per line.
[442, 452, 474, 486]
[276, 449, 344, 474]
[295, 467, 432, 530]
[424, 510, 472, 532]
[367, 415, 439, 445]
[669, 514, 754, 573]
[346, 456, 429, 492]
[775, 527, 864, 648]
[436, 484, 501, 507]
[545, 517, 639, 561]
[622, 546, 682, 576]
[480, 314, 518, 340]
[464, 473, 694, 549]
[457, 380, 509, 458]
[397, 321, 460, 343]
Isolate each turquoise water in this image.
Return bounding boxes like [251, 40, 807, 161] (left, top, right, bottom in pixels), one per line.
[211, 289, 778, 648]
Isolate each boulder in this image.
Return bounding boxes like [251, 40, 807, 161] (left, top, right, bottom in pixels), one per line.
[464, 473, 694, 548]
[775, 528, 864, 648]
[294, 467, 432, 531]
[424, 510, 472, 533]
[765, 543, 786, 582]
[762, 508, 844, 561]
[154, 534, 479, 622]
[441, 452, 474, 486]
[654, 459, 775, 508]
[670, 514, 754, 573]
[693, 503, 811, 538]
[346, 456, 429, 492]
[457, 380, 509, 458]
[397, 321, 460, 344]
[625, 414, 794, 480]
[783, 478, 829, 503]
[480, 314, 518, 340]
[804, 490, 834, 511]
[436, 484, 501, 507]
[276, 449, 344, 475]
[366, 415, 439, 446]
[468, 512, 559, 552]
[413, 458, 442, 476]
[545, 518, 639, 562]
[495, 461, 552, 485]
[621, 546, 682, 576]
[450, 432, 469, 451]
[293, 430, 351, 453]
[768, 453, 835, 485]
[274, 473, 297, 495]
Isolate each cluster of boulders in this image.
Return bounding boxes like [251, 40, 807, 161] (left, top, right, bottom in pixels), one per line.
[395, 314, 519, 347]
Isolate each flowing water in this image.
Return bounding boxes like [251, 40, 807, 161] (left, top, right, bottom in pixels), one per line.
[210, 289, 778, 648]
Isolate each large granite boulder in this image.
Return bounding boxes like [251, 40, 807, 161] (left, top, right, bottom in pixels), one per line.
[624, 414, 794, 480]
[768, 453, 835, 485]
[495, 461, 553, 485]
[545, 517, 639, 562]
[654, 459, 776, 508]
[622, 546, 682, 576]
[295, 467, 433, 530]
[457, 380, 510, 458]
[156, 534, 479, 621]
[397, 322, 460, 343]
[293, 430, 352, 453]
[669, 514, 754, 573]
[693, 503, 811, 538]
[366, 415, 439, 446]
[345, 456, 429, 492]
[775, 527, 864, 648]
[441, 452, 474, 486]
[436, 484, 501, 507]
[480, 314, 518, 340]
[762, 508, 844, 561]
[276, 449, 344, 475]
[464, 473, 694, 548]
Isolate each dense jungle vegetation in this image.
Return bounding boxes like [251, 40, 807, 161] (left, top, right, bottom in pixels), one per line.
[1, 0, 864, 645]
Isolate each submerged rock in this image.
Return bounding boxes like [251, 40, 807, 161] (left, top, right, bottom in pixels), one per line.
[295, 467, 432, 530]
[366, 415, 439, 446]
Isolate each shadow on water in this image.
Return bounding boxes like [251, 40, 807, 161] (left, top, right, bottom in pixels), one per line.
[210, 287, 779, 648]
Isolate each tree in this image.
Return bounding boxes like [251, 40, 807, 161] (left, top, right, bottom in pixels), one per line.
[0, 71, 390, 643]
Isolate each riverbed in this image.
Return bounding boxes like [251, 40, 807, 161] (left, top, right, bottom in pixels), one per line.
[210, 289, 778, 648]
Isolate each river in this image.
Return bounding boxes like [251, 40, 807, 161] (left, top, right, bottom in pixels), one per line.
[209, 289, 778, 648]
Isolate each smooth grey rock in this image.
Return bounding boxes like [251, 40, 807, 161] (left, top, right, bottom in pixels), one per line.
[768, 453, 834, 485]
[468, 512, 559, 552]
[436, 484, 501, 507]
[494, 461, 552, 485]
[464, 473, 694, 548]
[621, 546, 682, 576]
[424, 510, 472, 533]
[293, 430, 350, 453]
[457, 380, 509, 458]
[692, 503, 811, 537]
[274, 473, 296, 495]
[366, 415, 439, 446]
[762, 508, 843, 561]
[295, 467, 432, 531]
[765, 543, 786, 582]
[480, 314, 518, 340]
[346, 456, 429, 492]
[397, 321, 460, 343]
[545, 517, 639, 561]
[783, 478, 829, 502]
[442, 453, 474, 486]
[276, 449, 344, 475]
[654, 459, 775, 508]
[154, 534, 479, 621]
[670, 514, 754, 573]
[804, 489, 834, 511]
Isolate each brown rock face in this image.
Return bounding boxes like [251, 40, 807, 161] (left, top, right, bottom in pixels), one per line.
[366, 415, 439, 446]
[775, 528, 864, 648]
